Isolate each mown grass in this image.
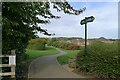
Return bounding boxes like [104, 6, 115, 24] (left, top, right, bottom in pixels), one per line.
[57, 50, 80, 64]
[26, 46, 58, 60]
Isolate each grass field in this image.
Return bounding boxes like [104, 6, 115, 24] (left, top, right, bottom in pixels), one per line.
[26, 46, 58, 60]
[57, 50, 80, 64]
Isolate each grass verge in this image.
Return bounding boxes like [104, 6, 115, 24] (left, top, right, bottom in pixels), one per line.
[57, 50, 80, 64]
[26, 46, 58, 60]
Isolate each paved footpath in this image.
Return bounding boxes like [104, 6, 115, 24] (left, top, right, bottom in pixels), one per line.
[28, 48, 85, 78]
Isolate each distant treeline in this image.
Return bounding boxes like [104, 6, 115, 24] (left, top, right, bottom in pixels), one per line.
[48, 41, 80, 50]
[27, 37, 81, 50]
[27, 37, 119, 50]
[46, 37, 118, 41]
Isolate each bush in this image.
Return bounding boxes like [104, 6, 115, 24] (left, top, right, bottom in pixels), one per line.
[27, 38, 47, 50]
[77, 41, 120, 78]
[67, 43, 80, 50]
[48, 41, 80, 50]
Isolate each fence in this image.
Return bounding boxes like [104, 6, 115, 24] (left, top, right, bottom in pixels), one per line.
[0, 50, 16, 78]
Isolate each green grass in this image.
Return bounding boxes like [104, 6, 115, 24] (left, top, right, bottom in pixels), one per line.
[26, 46, 58, 60]
[57, 50, 80, 64]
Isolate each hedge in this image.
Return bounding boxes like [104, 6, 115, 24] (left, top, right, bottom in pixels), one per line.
[77, 41, 119, 78]
[48, 41, 80, 50]
[27, 38, 47, 50]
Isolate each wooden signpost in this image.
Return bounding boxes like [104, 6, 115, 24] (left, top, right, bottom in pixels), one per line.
[80, 16, 95, 54]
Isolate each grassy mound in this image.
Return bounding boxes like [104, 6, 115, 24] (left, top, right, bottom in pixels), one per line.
[57, 50, 79, 64]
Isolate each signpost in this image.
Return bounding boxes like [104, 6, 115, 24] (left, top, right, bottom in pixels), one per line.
[80, 16, 95, 54]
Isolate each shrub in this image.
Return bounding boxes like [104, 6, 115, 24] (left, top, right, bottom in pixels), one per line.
[27, 38, 47, 50]
[48, 41, 80, 50]
[77, 41, 120, 78]
[67, 43, 80, 50]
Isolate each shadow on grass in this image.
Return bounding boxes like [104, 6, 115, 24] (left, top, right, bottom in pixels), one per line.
[45, 46, 54, 50]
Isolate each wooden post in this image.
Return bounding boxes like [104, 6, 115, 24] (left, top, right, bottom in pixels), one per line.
[10, 50, 16, 78]
[11, 65, 15, 78]
[11, 50, 15, 55]
[80, 16, 95, 72]
[85, 18, 87, 54]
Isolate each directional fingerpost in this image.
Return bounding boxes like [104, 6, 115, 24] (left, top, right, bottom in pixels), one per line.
[80, 16, 95, 54]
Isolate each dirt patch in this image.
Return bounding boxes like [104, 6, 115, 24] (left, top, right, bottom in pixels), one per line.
[73, 69, 97, 78]
[62, 64, 97, 78]
[62, 64, 75, 72]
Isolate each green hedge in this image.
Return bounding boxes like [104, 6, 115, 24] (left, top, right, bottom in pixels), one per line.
[27, 38, 47, 50]
[48, 41, 80, 50]
[77, 41, 119, 78]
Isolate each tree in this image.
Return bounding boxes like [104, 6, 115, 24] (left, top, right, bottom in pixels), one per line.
[27, 38, 47, 50]
[2, 1, 85, 78]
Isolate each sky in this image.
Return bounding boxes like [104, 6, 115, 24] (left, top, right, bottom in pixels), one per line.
[38, 1, 118, 39]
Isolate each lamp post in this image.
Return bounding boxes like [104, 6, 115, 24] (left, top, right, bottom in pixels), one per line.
[80, 16, 95, 54]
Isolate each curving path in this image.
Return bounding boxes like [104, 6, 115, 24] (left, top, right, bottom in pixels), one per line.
[28, 48, 84, 78]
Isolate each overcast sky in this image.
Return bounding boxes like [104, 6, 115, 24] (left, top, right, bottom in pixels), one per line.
[38, 1, 118, 39]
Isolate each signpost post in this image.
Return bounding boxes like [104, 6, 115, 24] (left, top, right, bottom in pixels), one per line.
[80, 16, 95, 72]
[80, 16, 95, 54]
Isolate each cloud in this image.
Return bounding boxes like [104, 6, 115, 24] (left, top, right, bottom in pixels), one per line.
[38, 2, 118, 39]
